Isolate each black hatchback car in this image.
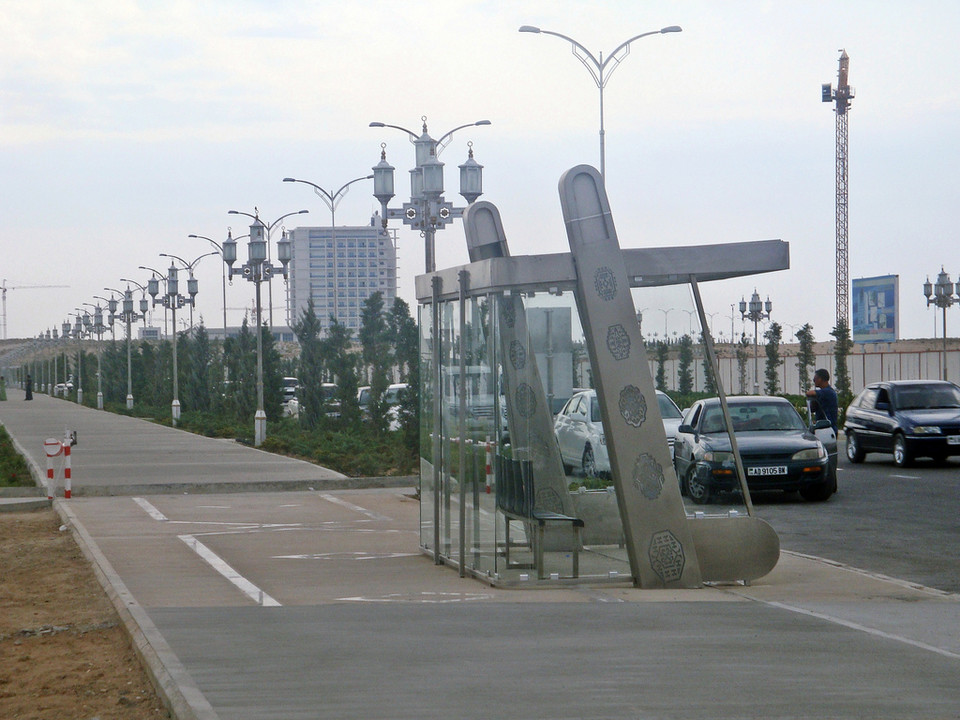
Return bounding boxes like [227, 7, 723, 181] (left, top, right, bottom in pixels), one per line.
[843, 380, 960, 466]
[674, 396, 835, 504]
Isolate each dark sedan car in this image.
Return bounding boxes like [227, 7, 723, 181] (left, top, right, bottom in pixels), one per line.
[843, 380, 960, 466]
[674, 396, 835, 504]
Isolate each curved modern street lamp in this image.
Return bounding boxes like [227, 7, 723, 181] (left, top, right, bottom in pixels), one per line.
[111, 283, 149, 409]
[189, 233, 233, 336]
[369, 117, 489, 272]
[283, 174, 373, 324]
[223, 208, 304, 446]
[519, 24, 681, 179]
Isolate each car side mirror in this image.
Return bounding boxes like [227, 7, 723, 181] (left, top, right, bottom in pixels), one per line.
[678, 424, 695, 434]
[813, 419, 832, 430]
[876, 401, 891, 412]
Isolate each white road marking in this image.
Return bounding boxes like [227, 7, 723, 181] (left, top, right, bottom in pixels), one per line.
[762, 599, 960, 660]
[319, 493, 392, 521]
[273, 551, 417, 561]
[133, 497, 168, 522]
[890, 474, 921, 480]
[179, 534, 281, 607]
[339, 591, 493, 603]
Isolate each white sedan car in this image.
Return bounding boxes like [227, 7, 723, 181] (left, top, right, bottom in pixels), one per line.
[554, 388, 683, 478]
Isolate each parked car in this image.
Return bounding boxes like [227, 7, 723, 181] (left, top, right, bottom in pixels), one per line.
[282, 377, 299, 403]
[673, 396, 835, 504]
[843, 380, 960, 466]
[554, 388, 683, 477]
[358, 383, 409, 430]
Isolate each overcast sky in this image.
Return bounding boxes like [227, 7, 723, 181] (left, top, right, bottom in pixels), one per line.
[2, 0, 958, 343]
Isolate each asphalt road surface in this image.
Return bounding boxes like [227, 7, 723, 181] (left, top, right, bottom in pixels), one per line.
[754, 451, 960, 594]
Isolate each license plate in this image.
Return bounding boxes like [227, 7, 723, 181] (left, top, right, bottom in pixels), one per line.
[747, 466, 788, 476]
[948, 435, 960, 445]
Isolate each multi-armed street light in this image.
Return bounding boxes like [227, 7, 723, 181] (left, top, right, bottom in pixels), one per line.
[188, 233, 234, 336]
[81, 301, 108, 409]
[159, 251, 217, 331]
[924, 268, 959, 381]
[222, 208, 303, 447]
[740, 290, 773, 394]
[369, 117, 489, 272]
[146, 261, 198, 427]
[109, 283, 150, 409]
[519, 23, 682, 179]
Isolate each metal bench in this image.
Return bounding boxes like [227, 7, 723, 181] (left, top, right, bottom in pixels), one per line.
[495, 455, 584, 579]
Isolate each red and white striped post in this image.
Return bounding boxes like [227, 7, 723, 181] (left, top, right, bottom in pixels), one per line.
[43, 439, 62, 500]
[63, 442, 72, 499]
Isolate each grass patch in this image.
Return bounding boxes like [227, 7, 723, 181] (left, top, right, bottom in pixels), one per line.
[0, 424, 33, 487]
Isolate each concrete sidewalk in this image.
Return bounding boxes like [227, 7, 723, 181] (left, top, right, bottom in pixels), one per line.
[3, 392, 960, 719]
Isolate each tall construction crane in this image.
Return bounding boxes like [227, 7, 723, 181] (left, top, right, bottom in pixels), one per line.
[1, 279, 70, 340]
[822, 50, 855, 327]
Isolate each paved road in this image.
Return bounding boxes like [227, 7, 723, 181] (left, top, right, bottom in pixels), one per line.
[3, 389, 960, 720]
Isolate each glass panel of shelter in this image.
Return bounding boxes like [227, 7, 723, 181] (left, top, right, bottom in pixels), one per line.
[420, 281, 752, 584]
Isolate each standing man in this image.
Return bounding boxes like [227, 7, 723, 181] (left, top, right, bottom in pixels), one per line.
[24, 373, 33, 401]
[806, 368, 838, 433]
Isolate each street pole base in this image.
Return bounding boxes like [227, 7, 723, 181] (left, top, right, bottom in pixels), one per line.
[172, 399, 181, 427]
[126, 394, 134, 410]
[255, 410, 267, 447]
[97, 391, 103, 410]
[77, 390, 83, 405]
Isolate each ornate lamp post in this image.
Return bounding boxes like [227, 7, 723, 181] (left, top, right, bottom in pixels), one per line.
[147, 262, 197, 427]
[160, 251, 217, 331]
[82, 301, 108, 409]
[188, 234, 233, 336]
[222, 209, 298, 446]
[369, 117, 489, 272]
[109, 283, 149, 409]
[924, 268, 958, 381]
[740, 290, 772, 394]
[71, 310, 88, 404]
[518, 24, 681, 179]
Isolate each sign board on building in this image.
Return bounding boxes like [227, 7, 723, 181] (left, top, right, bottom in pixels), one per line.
[852, 275, 898, 343]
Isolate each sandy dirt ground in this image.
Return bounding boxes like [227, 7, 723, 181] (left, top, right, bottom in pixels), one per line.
[0, 509, 169, 720]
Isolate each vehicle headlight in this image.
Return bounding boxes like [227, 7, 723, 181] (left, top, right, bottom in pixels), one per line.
[792, 444, 826, 461]
[911, 426, 942, 435]
[703, 451, 733, 463]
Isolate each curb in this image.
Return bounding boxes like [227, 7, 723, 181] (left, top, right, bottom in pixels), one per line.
[55, 500, 221, 720]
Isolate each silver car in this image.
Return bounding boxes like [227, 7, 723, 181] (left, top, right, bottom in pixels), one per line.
[554, 388, 683, 477]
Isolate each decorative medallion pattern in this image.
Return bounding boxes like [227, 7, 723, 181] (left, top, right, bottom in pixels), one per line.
[594, 267, 618, 301]
[536, 486, 565, 514]
[500, 297, 517, 329]
[607, 324, 631, 360]
[619, 386, 647, 428]
[632, 452, 665, 500]
[509, 340, 527, 370]
[515, 383, 537, 418]
[649, 530, 685, 583]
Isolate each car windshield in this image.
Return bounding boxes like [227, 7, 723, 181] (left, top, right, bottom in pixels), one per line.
[895, 384, 960, 410]
[590, 396, 601, 423]
[700, 403, 805, 433]
[658, 394, 682, 419]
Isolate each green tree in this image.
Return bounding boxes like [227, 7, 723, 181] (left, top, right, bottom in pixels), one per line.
[831, 317, 854, 402]
[763, 322, 783, 395]
[655, 341, 669, 392]
[388, 297, 420, 441]
[223, 320, 257, 424]
[359, 292, 392, 434]
[736, 335, 751, 394]
[677, 334, 694, 394]
[182, 324, 215, 413]
[795, 323, 816, 391]
[700, 332, 717, 395]
[322, 317, 360, 427]
[259, 322, 284, 422]
[293, 298, 325, 429]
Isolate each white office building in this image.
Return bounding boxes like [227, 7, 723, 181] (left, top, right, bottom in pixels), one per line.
[286, 214, 398, 333]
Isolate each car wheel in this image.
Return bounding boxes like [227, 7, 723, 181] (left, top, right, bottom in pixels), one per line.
[685, 467, 711, 505]
[893, 433, 913, 467]
[845, 431, 865, 463]
[582, 445, 598, 478]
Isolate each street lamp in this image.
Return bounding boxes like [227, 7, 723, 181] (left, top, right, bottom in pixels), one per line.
[110, 283, 149, 409]
[159, 251, 216, 331]
[923, 267, 958, 381]
[82, 301, 107, 409]
[228, 209, 307, 328]
[223, 208, 298, 446]
[71, 309, 88, 404]
[518, 23, 682, 179]
[189, 233, 233, 337]
[658, 308, 675, 339]
[283, 174, 373, 328]
[139, 265, 168, 336]
[147, 262, 197, 427]
[740, 290, 772, 394]
[369, 117, 490, 272]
